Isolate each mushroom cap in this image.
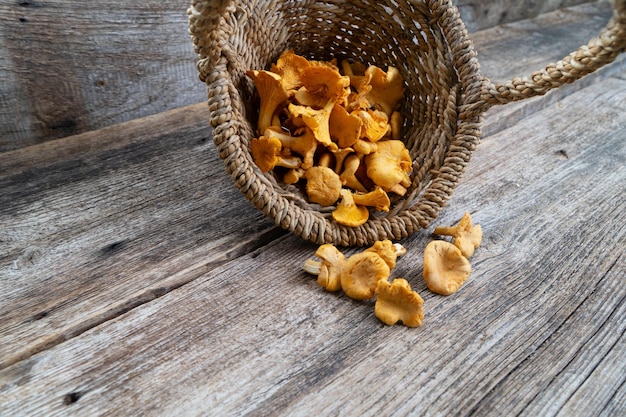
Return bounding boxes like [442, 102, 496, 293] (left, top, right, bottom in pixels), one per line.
[294, 65, 350, 108]
[346, 83, 373, 112]
[341, 252, 390, 300]
[329, 103, 362, 148]
[294, 87, 330, 109]
[332, 189, 369, 227]
[305, 166, 343, 207]
[364, 239, 404, 269]
[270, 50, 311, 92]
[355, 109, 389, 142]
[314, 244, 345, 292]
[288, 100, 336, 150]
[423, 241, 472, 295]
[374, 278, 424, 327]
[250, 135, 301, 173]
[309, 58, 340, 72]
[360, 65, 405, 116]
[455, 223, 482, 258]
[365, 140, 412, 191]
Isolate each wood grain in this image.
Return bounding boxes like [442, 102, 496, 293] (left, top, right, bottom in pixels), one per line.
[0, 103, 283, 369]
[457, 0, 591, 32]
[0, 71, 624, 417]
[0, 0, 206, 151]
[472, 1, 614, 83]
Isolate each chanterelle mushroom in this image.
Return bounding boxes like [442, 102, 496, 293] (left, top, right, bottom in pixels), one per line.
[423, 240, 472, 296]
[339, 155, 368, 193]
[341, 252, 390, 300]
[355, 109, 389, 142]
[304, 166, 342, 207]
[434, 212, 482, 258]
[365, 140, 412, 193]
[374, 278, 424, 327]
[342, 59, 367, 77]
[294, 65, 350, 108]
[329, 103, 362, 149]
[352, 187, 391, 213]
[358, 65, 405, 117]
[332, 189, 369, 227]
[264, 126, 317, 170]
[283, 168, 305, 185]
[331, 147, 355, 174]
[365, 239, 406, 269]
[250, 135, 301, 173]
[347, 82, 373, 112]
[270, 50, 311, 92]
[246, 70, 289, 135]
[352, 139, 378, 155]
[303, 244, 345, 292]
[390, 111, 403, 140]
[288, 99, 337, 150]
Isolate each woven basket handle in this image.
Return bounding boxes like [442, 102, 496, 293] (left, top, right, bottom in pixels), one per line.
[188, 0, 233, 82]
[480, 0, 626, 109]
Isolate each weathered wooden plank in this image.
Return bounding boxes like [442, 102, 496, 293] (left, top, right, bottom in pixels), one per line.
[0, 0, 206, 151]
[481, 283, 625, 416]
[457, 0, 590, 33]
[0, 103, 282, 368]
[0, 72, 623, 416]
[473, 1, 614, 82]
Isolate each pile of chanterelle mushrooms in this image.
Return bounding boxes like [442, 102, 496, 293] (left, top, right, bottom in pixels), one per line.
[246, 50, 410, 227]
[247, 52, 483, 327]
[303, 212, 483, 327]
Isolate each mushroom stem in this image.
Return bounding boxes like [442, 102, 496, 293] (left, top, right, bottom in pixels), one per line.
[393, 243, 407, 257]
[302, 259, 321, 275]
[340, 155, 368, 193]
[318, 152, 333, 168]
[433, 226, 456, 236]
[340, 60, 354, 76]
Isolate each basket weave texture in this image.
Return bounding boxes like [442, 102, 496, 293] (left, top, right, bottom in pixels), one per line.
[189, 0, 626, 246]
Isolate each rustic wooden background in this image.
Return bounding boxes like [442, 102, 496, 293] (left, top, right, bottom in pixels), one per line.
[0, 0, 597, 152]
[1, 1, 624, 416]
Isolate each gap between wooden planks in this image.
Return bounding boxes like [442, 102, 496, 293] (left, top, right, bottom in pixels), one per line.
[0, 70, 624, 416]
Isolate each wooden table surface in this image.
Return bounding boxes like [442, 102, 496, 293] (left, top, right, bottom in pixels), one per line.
[1, 3, 625, 416]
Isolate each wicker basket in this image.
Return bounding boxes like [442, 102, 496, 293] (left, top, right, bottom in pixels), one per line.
[188, 0, 625, 246]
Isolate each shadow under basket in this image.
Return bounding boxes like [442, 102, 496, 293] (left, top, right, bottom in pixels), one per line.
[188, 0, 626, 246]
